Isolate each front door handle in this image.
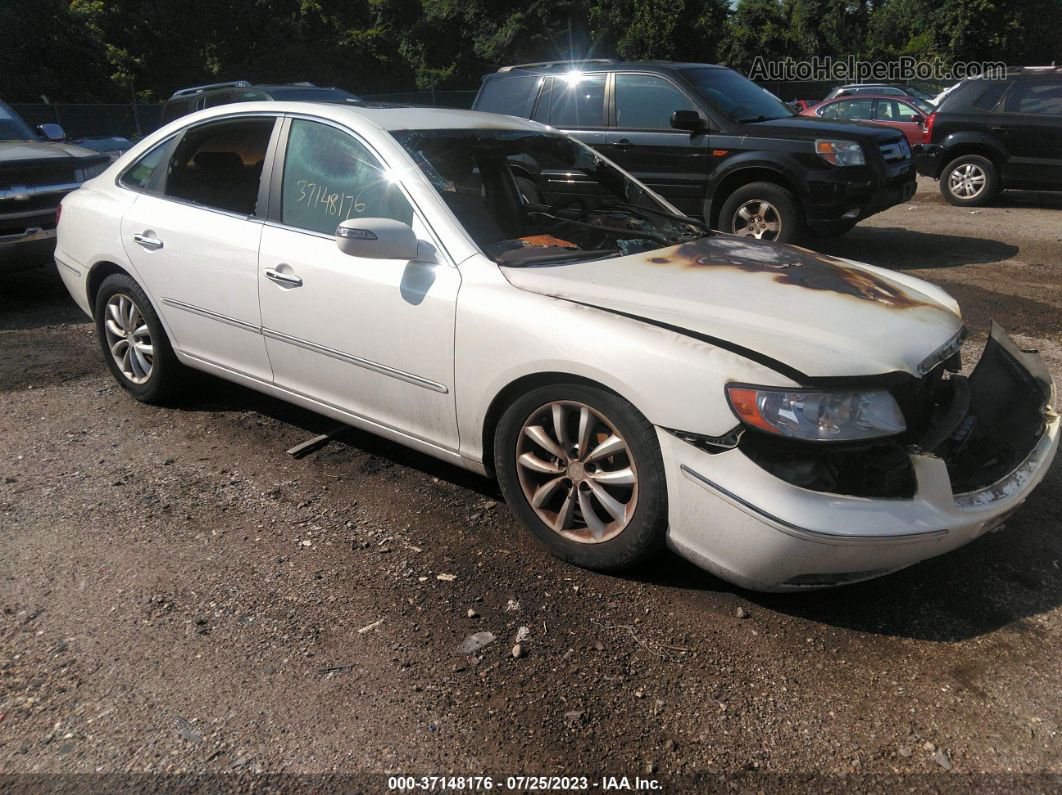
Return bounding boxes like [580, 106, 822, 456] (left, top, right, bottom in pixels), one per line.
[265, 268, 303, 288]
[132, 233, 163, 251]
[991, 127, 1009, 135]
[613, 138, 633, 149]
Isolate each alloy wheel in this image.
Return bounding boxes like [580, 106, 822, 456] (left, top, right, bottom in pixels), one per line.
[948, 163, 987, 199]
[732, 199, 782, 240]
[515, 400, 638, 544]
[103, 293, 154, 384]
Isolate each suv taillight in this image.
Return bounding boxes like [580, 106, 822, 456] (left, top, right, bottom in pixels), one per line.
[925, 111, 936, 144]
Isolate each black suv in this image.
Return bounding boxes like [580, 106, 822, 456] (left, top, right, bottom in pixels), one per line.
[473, 60, 916, 242]
[915, 69, 1062, 206]
[160, 81, 361, 125]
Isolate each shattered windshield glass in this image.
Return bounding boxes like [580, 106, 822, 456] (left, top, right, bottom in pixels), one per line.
[391, 129, 708, 266]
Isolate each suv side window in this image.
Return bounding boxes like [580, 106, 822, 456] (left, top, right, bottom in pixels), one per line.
[973, 82, 1010, 111]
[477, 75, 541, 118]
[614, 74, 696, 130]
[280, 119, 413, 236]
[163, 117, 275, 215]
[1005, 81, 1062, 115]
[204, 89, 236, 108]
[548, 74, 606, 127]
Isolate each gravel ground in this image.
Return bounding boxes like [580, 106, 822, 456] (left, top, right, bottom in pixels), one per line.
[1, 178, 1060, 790]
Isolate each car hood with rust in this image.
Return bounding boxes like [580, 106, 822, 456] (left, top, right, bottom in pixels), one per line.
[500, 235, 964, 380]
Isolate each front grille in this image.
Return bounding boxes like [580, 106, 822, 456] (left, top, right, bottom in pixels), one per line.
[879, 139, 911, 162]
[0, 163, 78, 190]
[0, 190, 69, 215]
[0, 211, 56, 237]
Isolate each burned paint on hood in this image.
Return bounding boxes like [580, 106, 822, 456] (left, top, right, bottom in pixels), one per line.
[500, 234, 964, 380]
[647, 237, 934, 310]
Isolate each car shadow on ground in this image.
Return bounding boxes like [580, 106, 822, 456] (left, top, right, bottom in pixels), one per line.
[808, 227, 1018, 270]
[171, 371, 501, 499]
[988, 189, 1062, 211]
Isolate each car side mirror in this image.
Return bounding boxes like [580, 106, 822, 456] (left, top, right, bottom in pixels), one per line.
[336, 217, 420, 260]
[37, 123, 66, 142]
[670, 110, 706, 133]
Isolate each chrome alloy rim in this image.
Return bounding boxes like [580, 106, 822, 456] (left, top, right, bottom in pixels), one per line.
[732, 199, 782, 240]
[948, 163, 987, 199]
[515, 400, 638, 544]
[104, 293, 154, 384]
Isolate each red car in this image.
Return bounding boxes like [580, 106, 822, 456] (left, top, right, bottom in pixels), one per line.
[800, 95, 933, 147]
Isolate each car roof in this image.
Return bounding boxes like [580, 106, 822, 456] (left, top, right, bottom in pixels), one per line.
[820, 94, 923, 103]
[166, 101, 548, 133]
[492, 61, 725, 76]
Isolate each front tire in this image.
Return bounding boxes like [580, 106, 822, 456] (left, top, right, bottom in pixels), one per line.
[94, 272, 184, 403]
[494, 383, 668, 572]
[940, 154, 998, 206]
[718, 182, 803, 244]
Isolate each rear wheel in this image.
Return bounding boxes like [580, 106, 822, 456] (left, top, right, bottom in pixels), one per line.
[940, 154, 998, 206]
[494, 384, 668, 572]
[718, 182, 803, 243]
[94, 273, 184, 403]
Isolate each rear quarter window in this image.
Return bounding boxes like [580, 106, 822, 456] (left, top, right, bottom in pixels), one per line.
[475, 76, 541, 118]
[973, 82, 1010, 111]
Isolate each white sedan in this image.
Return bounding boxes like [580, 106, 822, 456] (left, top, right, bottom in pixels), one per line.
[54, 102, 1058, 591]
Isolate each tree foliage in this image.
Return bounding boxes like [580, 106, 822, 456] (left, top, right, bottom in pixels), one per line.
[0, 0, 1058, 102]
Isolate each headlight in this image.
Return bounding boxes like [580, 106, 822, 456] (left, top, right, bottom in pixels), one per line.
[726, 385, 905, 442]
[815, 139, 865, 166]
[77, 161, 108, 181]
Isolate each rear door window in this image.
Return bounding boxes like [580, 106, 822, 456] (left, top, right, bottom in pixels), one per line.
[613, 74, 696, 130]
[820, 99, 873, 120]
[1005, 81, 1062, 115]
[548, 74, 606, 128]
[280, 119, 413, 236]
[163, 117, 275, 215]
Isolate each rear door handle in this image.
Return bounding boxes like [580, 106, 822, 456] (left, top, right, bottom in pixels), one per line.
[132, 233, 163, 251]
[613, 138, 633, 149]
[265, 268, 303, 288]
[991, 127, 1009, 135]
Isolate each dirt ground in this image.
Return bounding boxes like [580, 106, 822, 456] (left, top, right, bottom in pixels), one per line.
[1, 178, 1061, 790]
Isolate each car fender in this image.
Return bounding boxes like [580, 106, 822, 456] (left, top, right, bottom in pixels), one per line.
[938, 130, 1008, 165]
[704, 154, 804, 222]
[453, 259, 796, 466]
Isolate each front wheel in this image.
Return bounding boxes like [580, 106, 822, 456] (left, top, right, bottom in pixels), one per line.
[494, 384, 668, 572]
[718, 182, 803, 244]
[94, 272, 185, 403]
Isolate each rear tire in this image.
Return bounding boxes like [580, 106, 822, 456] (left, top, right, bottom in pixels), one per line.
[494, 383, 668, 572]
[718, 182, 803, 244]
[940, 154, 998, 207]
[94, 272, 184, 403]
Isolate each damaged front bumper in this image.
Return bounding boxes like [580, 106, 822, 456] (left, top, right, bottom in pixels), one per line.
[663, 325, 1059, 591]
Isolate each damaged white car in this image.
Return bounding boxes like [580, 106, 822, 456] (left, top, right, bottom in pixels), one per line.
[54, 103, 1058, 590]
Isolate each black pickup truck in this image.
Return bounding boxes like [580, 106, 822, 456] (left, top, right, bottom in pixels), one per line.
[1, 99, 111, 272]
[474, 60, 916, 243]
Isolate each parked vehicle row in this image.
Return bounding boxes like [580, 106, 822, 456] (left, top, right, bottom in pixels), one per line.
[474, 60, 916, 243]
[52, 97, 1058, 590]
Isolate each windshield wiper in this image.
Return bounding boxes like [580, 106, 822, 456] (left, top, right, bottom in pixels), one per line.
[528, 210, 671, 246]
[597, 201, 712, 235]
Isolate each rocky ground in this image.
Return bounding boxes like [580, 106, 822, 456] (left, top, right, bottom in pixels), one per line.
[1, 178, 1060, 791]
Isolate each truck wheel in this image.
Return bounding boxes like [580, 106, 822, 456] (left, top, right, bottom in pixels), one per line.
[940, 155, 998, 207]
[719, 182, 803, 243]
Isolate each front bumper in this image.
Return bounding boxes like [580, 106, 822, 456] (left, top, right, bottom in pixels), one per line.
[0, 226, 57, 272]
[804, 164, 917, 231]
[663, 330, 1059, 591]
